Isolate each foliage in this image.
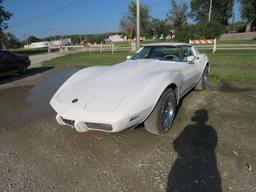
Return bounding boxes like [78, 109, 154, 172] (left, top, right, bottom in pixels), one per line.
[24, 35, 42, 44]
[2, 32, 22, 48]
[225, 21, 246, 33]
[167, 0, 190, 42]
[120, 15, 134, 40]
[120, 0, 151, 38]
[240, 0, 256, 31]
[197, 21, 224, 39]
[190, 0, 233, 26]
[150, 18, 171, 39]
[0, 0, 12, 48]
[172, 20, 224, 42]
[167, 0, 188, 28]
[43, 33, 119, 44]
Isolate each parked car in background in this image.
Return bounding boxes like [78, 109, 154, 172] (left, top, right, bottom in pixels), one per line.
[0, 50, 31, 77]
[50, 43, 209, 135]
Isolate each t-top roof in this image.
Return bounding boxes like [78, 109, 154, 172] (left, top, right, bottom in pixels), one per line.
[142, 42, 190, 47]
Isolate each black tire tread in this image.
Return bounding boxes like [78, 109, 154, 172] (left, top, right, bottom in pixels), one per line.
[144, 88, 176, 135]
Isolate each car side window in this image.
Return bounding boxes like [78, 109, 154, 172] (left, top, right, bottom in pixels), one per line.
[131, 47, 151, 60]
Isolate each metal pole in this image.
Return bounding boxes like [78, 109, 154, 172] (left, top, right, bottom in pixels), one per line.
[208, 0, 213, 22]
[136, 0, 140, 49]
[48, 28, 52, 53]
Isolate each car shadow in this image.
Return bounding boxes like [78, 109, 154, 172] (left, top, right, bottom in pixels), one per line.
[166, 109, 222, 192]
[0, 66, 54, 85]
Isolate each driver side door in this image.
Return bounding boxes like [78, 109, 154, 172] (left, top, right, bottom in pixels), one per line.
[180, 46, 199, 91]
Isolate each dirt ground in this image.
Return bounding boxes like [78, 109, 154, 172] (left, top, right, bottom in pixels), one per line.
[0, 67, 255, 192]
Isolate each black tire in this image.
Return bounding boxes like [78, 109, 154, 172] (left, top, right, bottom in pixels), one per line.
[196, 65, 209, 90]
[18, 64, 27, 74]
[144, 88, 176, 135]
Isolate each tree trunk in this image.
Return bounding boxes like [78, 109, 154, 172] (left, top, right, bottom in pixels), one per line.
[128, 28, 133, 52]
[245, 20, 253, 32]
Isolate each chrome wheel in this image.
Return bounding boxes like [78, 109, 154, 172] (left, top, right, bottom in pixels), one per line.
[162, 98, 175, 129]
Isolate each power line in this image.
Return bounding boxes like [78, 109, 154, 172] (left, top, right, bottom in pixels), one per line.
[9, 0, 87, 27]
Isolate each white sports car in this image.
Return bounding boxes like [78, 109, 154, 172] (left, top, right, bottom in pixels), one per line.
[50, 43, 209, 135]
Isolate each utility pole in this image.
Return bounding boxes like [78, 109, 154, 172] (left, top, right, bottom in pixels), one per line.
[48, 28, 52, 53]
[208, 0, 213, 22]
[136, 0, 140, 49]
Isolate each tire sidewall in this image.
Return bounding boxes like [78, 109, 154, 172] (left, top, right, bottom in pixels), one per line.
[156, 89, 176, 134]
[18, 64, 27, 74]
[201, 66, 209, 89]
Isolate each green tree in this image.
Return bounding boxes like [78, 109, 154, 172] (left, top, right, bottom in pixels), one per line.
[120, 0, 151, 38]
[167, 0, 189, 42]
[240, 0, 256, 32]
[150, 18, 170, 39]
[2, 32, 21, 48]
[120, 15, 135, 41]
[0, 0, 12, 48]
[26, 35, 42, 44]
[190, 0, 233, 26]
[167, 0, 188, 28]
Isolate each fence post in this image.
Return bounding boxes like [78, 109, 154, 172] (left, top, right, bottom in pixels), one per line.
[213, 38, 217, 53]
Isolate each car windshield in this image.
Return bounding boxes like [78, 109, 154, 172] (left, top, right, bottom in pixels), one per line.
[131, 46, 182, 61]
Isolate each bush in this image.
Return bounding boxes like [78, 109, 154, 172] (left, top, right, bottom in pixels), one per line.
[197, 21, 224, 39]
[174, 21, 224, 42]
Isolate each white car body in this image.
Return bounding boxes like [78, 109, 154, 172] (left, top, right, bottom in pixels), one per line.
[50, 43, 209, 133]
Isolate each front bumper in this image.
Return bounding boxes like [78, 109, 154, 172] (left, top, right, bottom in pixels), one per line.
[55, 113, 130, 133]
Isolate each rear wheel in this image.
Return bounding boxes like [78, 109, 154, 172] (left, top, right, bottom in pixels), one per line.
[144, 88, 176, 135]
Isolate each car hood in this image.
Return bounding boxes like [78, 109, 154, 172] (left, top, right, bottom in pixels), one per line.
[53, 59, 179, 111]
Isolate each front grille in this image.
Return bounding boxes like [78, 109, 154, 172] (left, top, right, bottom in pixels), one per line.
[85, 122, 113, 131]
[61, 117, 75, 126]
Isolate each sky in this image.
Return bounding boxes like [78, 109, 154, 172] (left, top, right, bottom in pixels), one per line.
[4, 0, 241, 40]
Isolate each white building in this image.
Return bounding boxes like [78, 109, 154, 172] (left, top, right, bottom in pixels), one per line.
[24, 38, 72, 49]
[24, 41, 49, 49]
[51, 38, 72, 46]
[108, 34, 127, 43]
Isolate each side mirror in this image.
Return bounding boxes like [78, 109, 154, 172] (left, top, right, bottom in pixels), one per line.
[186, 55, 195, 62]
[127, 55, 132, 60]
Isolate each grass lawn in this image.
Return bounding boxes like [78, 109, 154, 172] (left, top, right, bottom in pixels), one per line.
[14, 48, 49, 55]
[217, 39, 256, 44]
[43, 49, 256, 83]
[43, 51, 128, 68]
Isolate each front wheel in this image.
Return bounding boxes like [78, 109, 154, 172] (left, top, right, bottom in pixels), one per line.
[196, 65, 209, 90]
[18, 64, 27, 74]
[144, 88, 176, 135]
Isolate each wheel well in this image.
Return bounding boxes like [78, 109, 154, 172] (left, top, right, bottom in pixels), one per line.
[205, 62, 210, 72]
[166, 83, 178, 103]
